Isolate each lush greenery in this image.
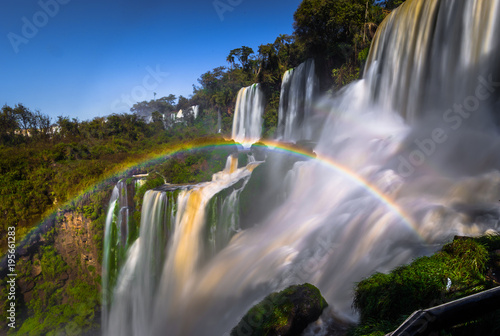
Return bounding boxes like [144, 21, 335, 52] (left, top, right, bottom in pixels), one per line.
[1, 228, 101, 336]
[350, 235, 500, 336]
[1, 0, 407, 253]
[187, 0, 405, 136]
[0, 101, 228, 254]
[0, 0, 410, 334]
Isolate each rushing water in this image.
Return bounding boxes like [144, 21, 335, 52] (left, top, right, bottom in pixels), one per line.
[104, 157, 261, 336]
[232, 84, 264, 145]
[104, 0, 500, 335]
[277, 59, 319, 142]
[191, 105, 199, 119]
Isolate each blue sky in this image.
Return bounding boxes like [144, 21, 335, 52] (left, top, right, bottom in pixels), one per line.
[1, 0, 302, 121]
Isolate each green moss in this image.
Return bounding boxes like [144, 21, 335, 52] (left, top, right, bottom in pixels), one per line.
[231, 283, 328, 336]
[16, 279, 99, 336]
[351, 235, 500, 335]
[134, 176, 165, 208]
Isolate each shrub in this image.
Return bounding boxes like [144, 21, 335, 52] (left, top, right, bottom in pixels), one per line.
[351, 236, 500, 335]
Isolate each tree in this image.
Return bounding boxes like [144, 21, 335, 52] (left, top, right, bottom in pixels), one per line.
[31, 110, 51, 139]
[293, 0, 391, 89]
[56, 116, 80, 139]
[0, 104, 52, 143]
[0, 105, 18, 144]
[176, 96, 190, 111]
[131, 94, 177, 123]
[293, 0, 369, 61]
[161, 94, 177, 107]
[12, 104, 33, 131]
[227, 46, 255, 71]
[380, 0, 406, 10]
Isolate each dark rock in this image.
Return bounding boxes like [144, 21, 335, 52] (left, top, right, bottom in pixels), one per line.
[230, 283, 328, 336]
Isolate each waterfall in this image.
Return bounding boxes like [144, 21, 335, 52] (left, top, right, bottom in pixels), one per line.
[104, 0, 500, 334]
[232, 84, 264, 145]
[217, 109, 222, 133]
[102, 179, 133, 333]
[366, 0, 500, 124]
[277, 59, 319, 142]
[104, 156, 261, 336]
[105, 189, 178, 336]
[191, 105, 199, 119]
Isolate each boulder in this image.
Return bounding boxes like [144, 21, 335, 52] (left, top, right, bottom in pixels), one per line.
[230, 283, 328, 336]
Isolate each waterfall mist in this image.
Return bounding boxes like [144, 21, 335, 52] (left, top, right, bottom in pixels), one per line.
[103, 0, 500, 334]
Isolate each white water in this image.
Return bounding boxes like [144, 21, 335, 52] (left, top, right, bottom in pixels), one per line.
[191, 105, 199, 119]
[217, 109, 222, 133]
[232, 84, 264, 145]
[104, 0, 500, 335]
[101, 185, 119, 334]
[105, 157, 260, 336]
[277, 59, 319, 142]
[102, 179, 131, 333]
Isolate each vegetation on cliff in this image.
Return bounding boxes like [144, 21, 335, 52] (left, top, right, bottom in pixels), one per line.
[1, 0, 406, 254]
[0, 1, 409, 334]
[1, 226, 101, 336]
[350, 235, 500, 336]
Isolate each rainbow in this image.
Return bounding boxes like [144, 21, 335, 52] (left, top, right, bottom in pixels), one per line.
[12, 137, 421, 252]
[257, 139, 419, 237]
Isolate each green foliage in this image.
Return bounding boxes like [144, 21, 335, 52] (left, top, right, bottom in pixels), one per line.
[293, 0, 391, 88]
[358, 47, 370, 62]
[0, 101, 230, 254]
[351, 236, 500, 335]
[332, 64, 360, 90]
[0, 104, 51, 146]
[294, 0, 367, 56]
[16, 279, 99, 336]
[134, 146, 235, 211]
[6, 244, 100, 336]
[134, 176, 165, 208]
[40, 246, 69, 281]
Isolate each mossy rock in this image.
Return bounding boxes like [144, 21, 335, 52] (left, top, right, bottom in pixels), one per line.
[351, 235, 500, 335]
[230, 283, 328, 336]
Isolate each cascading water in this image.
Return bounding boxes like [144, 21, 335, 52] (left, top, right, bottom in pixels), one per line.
[232, 84, 264, 144]
[277, 59, 319, 142]
[187, 105, 199, 119]
[102, 179, 134, 333]
[104, 156, 261, 336]
[104, 0, 500, 334]
[366, 0, 500, 124]
[105, 188, 179, 336]
[217, 109, 222, 133]
[193, 105, 199, 119]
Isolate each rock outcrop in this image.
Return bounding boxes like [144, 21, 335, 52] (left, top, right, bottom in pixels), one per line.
[230, 283, 328, 336]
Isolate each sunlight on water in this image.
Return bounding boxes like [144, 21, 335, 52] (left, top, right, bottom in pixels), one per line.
[103, 1, 500, 334]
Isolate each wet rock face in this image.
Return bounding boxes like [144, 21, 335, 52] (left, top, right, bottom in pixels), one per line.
[14, 211, 101, 303]
[55, 212, 101, 280]
[230, 283, 328, 336]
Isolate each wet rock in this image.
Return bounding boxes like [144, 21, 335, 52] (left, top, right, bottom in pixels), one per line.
[230, 283, 328, 336]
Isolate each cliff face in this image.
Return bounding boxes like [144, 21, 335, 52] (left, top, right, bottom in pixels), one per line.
[1, 205, 106, 335]
[55, 212, 102, 281]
